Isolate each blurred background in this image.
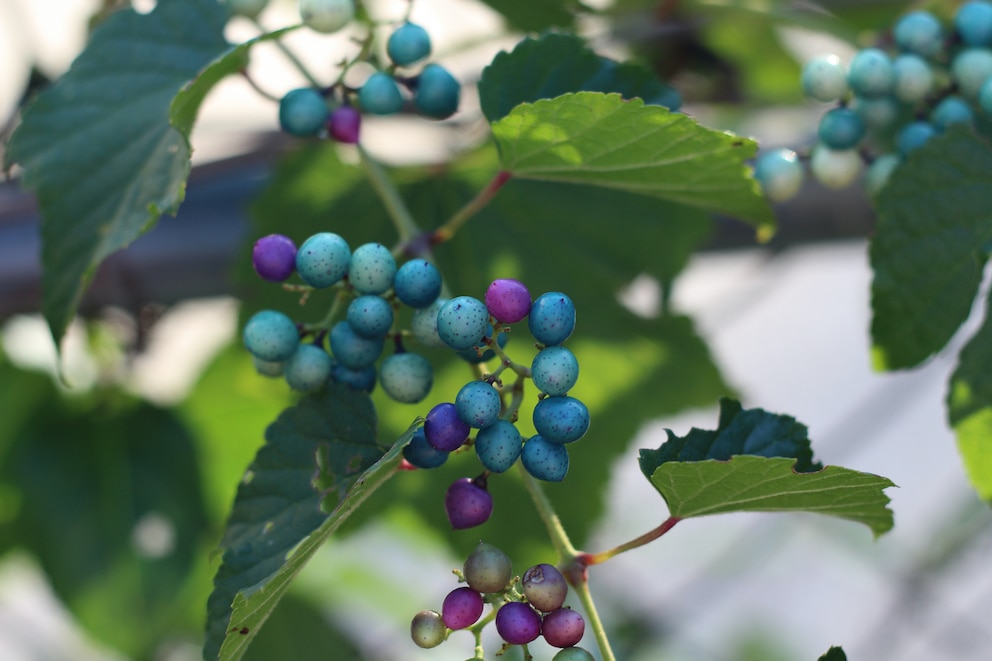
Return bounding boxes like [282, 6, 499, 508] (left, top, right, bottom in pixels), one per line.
[1, 0, 990, 660]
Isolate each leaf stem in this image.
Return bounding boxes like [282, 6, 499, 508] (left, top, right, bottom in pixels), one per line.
[358, 146, 422, 243]
[433, 170, 512, 244]
[579, 516, 682, 566]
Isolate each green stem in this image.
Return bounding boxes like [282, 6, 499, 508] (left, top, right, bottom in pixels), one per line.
[517, 466, 577, 563]
[580, 516, 682, 566]
[433, 171, 512, 244]
[570, 572, 616, 661]
[358, 146, 422, 243]
[252, 19, 324, 89]
[303, 288, 349, 333]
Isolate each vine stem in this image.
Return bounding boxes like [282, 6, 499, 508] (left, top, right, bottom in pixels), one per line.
[578, 516, 682, 566]
[432, 170, 512, 244]
[251, 19, 324, 89]
[358, 146, 422, 243]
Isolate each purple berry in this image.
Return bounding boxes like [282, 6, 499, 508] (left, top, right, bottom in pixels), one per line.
[542, 608, 585, 648]
[424, 402, 470, 451]
[522, 564, 568, 612]
[463, 542, 512, 593]
[410, 610, 446, 648]
[328, 105, 361, 143]
[441, 587, 484, 629]
[495, 601, 542, 645]
[485, 278, 532, 323]
[252, 234, 297, 282]
[444, 477, 493, 529]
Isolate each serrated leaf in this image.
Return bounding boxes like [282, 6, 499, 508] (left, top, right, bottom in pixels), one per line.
[639, 398, 821, 476]
[5, 0, 232, 350]
[479, 32, 680, 124]
[204, 384, 413, 661]
[870, 126, 992, 370]
[818, 646, 847, 661]
[649, 456, 895, 537]
[476, 0, 584, 32]
[491, 92, 774, 232]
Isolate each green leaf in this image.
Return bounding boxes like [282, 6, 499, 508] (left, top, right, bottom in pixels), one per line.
[5, 0, 232, 350]
[204, 384, 412, 661]
[818, 646, 847, 661]
[491, 92, 774, 233]
[242, 593, 362, 661]
[870, 126, 992, 370]
[476, 0, 585, 32]
[648, 456, 895, 537]
[479, 32, 680, 124]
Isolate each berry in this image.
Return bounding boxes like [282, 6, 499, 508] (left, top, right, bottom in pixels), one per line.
[474, 420, 523, 473]
[521, 435, 569, 482]
[283, 344, 333, 392]
[891, 54, 933, 104]
[296, 232, 351, 288]
[529, 292, 576, 345]
[809, 145, 862, 190]
[531, 346, 579, 396]
[359, 72, 404, 115]
[387, 23, 432, 67]
[852, 95, 900, 132]
[348, 243, 397, 295]
[221, 0, 270, 18]
[414, 64, 461, 120]
[463, 542, 512, 593]
[444, 477, 493, 529]
[896, 121, 936, 156]
[252, 234, 297, 282]
[437, 296, 490, 351]
[893, 11, 943, 58]
[346, 295, 393, 338]
[424, 402, 470, 451]
[495, 602, 542, 645]
[847, 48, 894, 98]
[394, 259, 442, 308]
[553, 647, 595, 661]
[328, 105, 361, 144]
[800, 55, 848, 102]
[253, 356, 283, 377]
[243, 310, 299, 362]
[410, 610, 445, 649]
[753, 148, 803, 203]
[817, 107, 865, 151]
[442, 587, 484, 630]
[932, 96, 974, 129]
[299, 0, 354, 33]
[865, 154, 901, 198]
[278, 88, 327, 137]
[485, 278, 532, 323]
[542, 608, 585, 648]
[455, 380, 502, 429]
[328, 321, 384, 369]
[951, 48, 992, 98]
[456, 324, 508, 363]
[956, 1, 992, 47]
[379, 352, 433, 404]
[412, 298, 449, 349]
[403, 427, 449, 469]
[330, 361, 376, 392]
[533, 396, 589, 444]
[522, 564, 568, 612]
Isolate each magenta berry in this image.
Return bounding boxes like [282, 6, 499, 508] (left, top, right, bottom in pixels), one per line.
[542, 608, 585, 648]
[441, 587, 484, 629]
[444, 477, 493, 529]
[252, 234, 297, 282]
[463, 541, 512, 593]
[495, 601, 542, 645]
[485, 278, 532, 323]
[424, 402, 470, 451]
[410, 610, 446, 648]
[328, 105, 361, 143]
[522, 563, 568, 612]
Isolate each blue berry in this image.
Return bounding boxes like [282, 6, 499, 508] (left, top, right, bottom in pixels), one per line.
[893, 11, 943, 58]
[521, 435, 569, 482]
[896, 121, 936, 156]
[753, 148, 804, 203]
[348, 243, 397, 295]
[800, 55, 848, 102]
[414, 64, 461, 120]
[411, 298, 449, 349]
[455, 381, 502, 429]
[531, 346, 580, 396]
[330, 360, 377, 392]
[528, 292, 575, 345]
[393, 259, 442, 308]
[243, 310, 299, 362]
[425, 402, 470, 451]
[358, 72, 404, 115]
[403, 427, 449, 469]
[379, 352, 433, 403]
[278, 88, 327, 137]
[533, 396, 589, 444]
[474, 420, 523, 473]
[437, 296, 490, 351]
[456, 324, 508, 363]
[817, 107, 865, 150]
[283, 343, 333, 392]
[329, 321, 384, 369]
[932, 96, 974, 129]
[387, 23, 432, 67]
[956, 1, 992, 47]
[296, 232, 351, 288]
[346, 295, 394, 338]
[847, 49, 894, 98]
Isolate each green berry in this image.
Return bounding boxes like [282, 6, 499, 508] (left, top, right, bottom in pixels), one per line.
[410, 610, 446, 649]
[463, 542, 513, 593]
[299, 0, 354, 33]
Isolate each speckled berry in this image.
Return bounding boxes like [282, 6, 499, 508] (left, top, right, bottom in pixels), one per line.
[379, 352, 433, 404]
[252, 234, 297, 282]
[296, 232, 351, 288]
[533, 396, 589, 444]
[243, 310, 299, 362]
[463, 542, 512, 593]
[474, 420, 523, 473]
[485, 278, 532, 323]
[410, 610, 445, 649]
[495, 602, 542, 645]
[521, 435, 569, 482]
[424, 402, 470, 451]
[412, 298, 449, 349]
[442, 587, 484, 629]
[455, 380, 502, 429]
[531, 346, 579, 396]
[522, 564, 568, 612]
[283, 344, 333, 392]
[403, 427, 449, 469]
[346, 295, 394, 338]
[348, 243, 397, 295]
[330, 360, 377, 392]
[329, 321, 384, 369]
[437, 296, 490, 351]
[394, 259, 442, 308]
[542, 608, 585, 648]
[528, 292, 575, 345]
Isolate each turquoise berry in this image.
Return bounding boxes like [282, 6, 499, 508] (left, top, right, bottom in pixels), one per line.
[893, 11, 944, 58]
[533, 395, 590, 444]
[951, 48, 992, 97]
[283, 344, 333, 392]
[956, 1, 992, 47]
[892, 54, 933, 104]
[379, 352, 434, 404]
[753, 148, 804, 203]
[403, 427, 448, 469]
[412, 298, 449, 349]
[414, 64, 460, 120]
[931, 96, 974, 129]
[346, 295, 394, 338]
[252, 356, 284, 377]
[278, 88, 327, 137]
[896, 121, 936, 156]
[474, 420, 523, 473]
[437, 296, 490, 351]
[528, 292, 576, 346]
[358, 72, 404, 115]
[521, 435, 569, 482]
[817, 107, 865, 150]
[865, 154, 901, 198]
[330, 361, 377, 392]
[387, 22, 432, 67]
[329, 321, 384, 369]
[455, 380, 502, 429]
[847, 48, 894, 98]
[394, 259, 442, 308]
[531, 346, 580, 396]
[348, 243, 397, 295]
[809, 145, 862, 189]
[243, 310, 299, 362]
[852, 95, 900, 132]
[800, 54, 848, 102]
[296, 232, 351, 288]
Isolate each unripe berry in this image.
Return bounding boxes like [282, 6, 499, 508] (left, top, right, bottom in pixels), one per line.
[283, 344, 333, 392]
[463, 542, 513, 593]
[243, 310, 299, 362]
[379, 352, 433, 404]
[553, 647, 595, 661]
[299, 0, 354, 33]
[410, 610, 445, 649]
[522, 563, 568, 612]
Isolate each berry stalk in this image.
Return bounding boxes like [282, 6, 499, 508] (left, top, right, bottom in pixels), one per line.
[433, 170, 513, 244]
[358, 146, 423, 243]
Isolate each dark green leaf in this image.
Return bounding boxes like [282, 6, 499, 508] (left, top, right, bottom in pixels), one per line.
[818, 646, 847, 661]
[242, 593, 362, 661]
[476, 0, 585, 32]
[491, 92, 774, 233]
[870, 126, 992, 370]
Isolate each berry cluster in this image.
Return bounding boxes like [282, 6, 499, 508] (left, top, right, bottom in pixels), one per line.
[754, 2, 992, 201]
[411, 542, 593, 659]
[277, 18, 460, 145]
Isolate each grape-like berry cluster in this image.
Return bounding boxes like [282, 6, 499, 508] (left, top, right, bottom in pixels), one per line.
[754, 2, 992, 201]
[411, 542, 592, 659]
